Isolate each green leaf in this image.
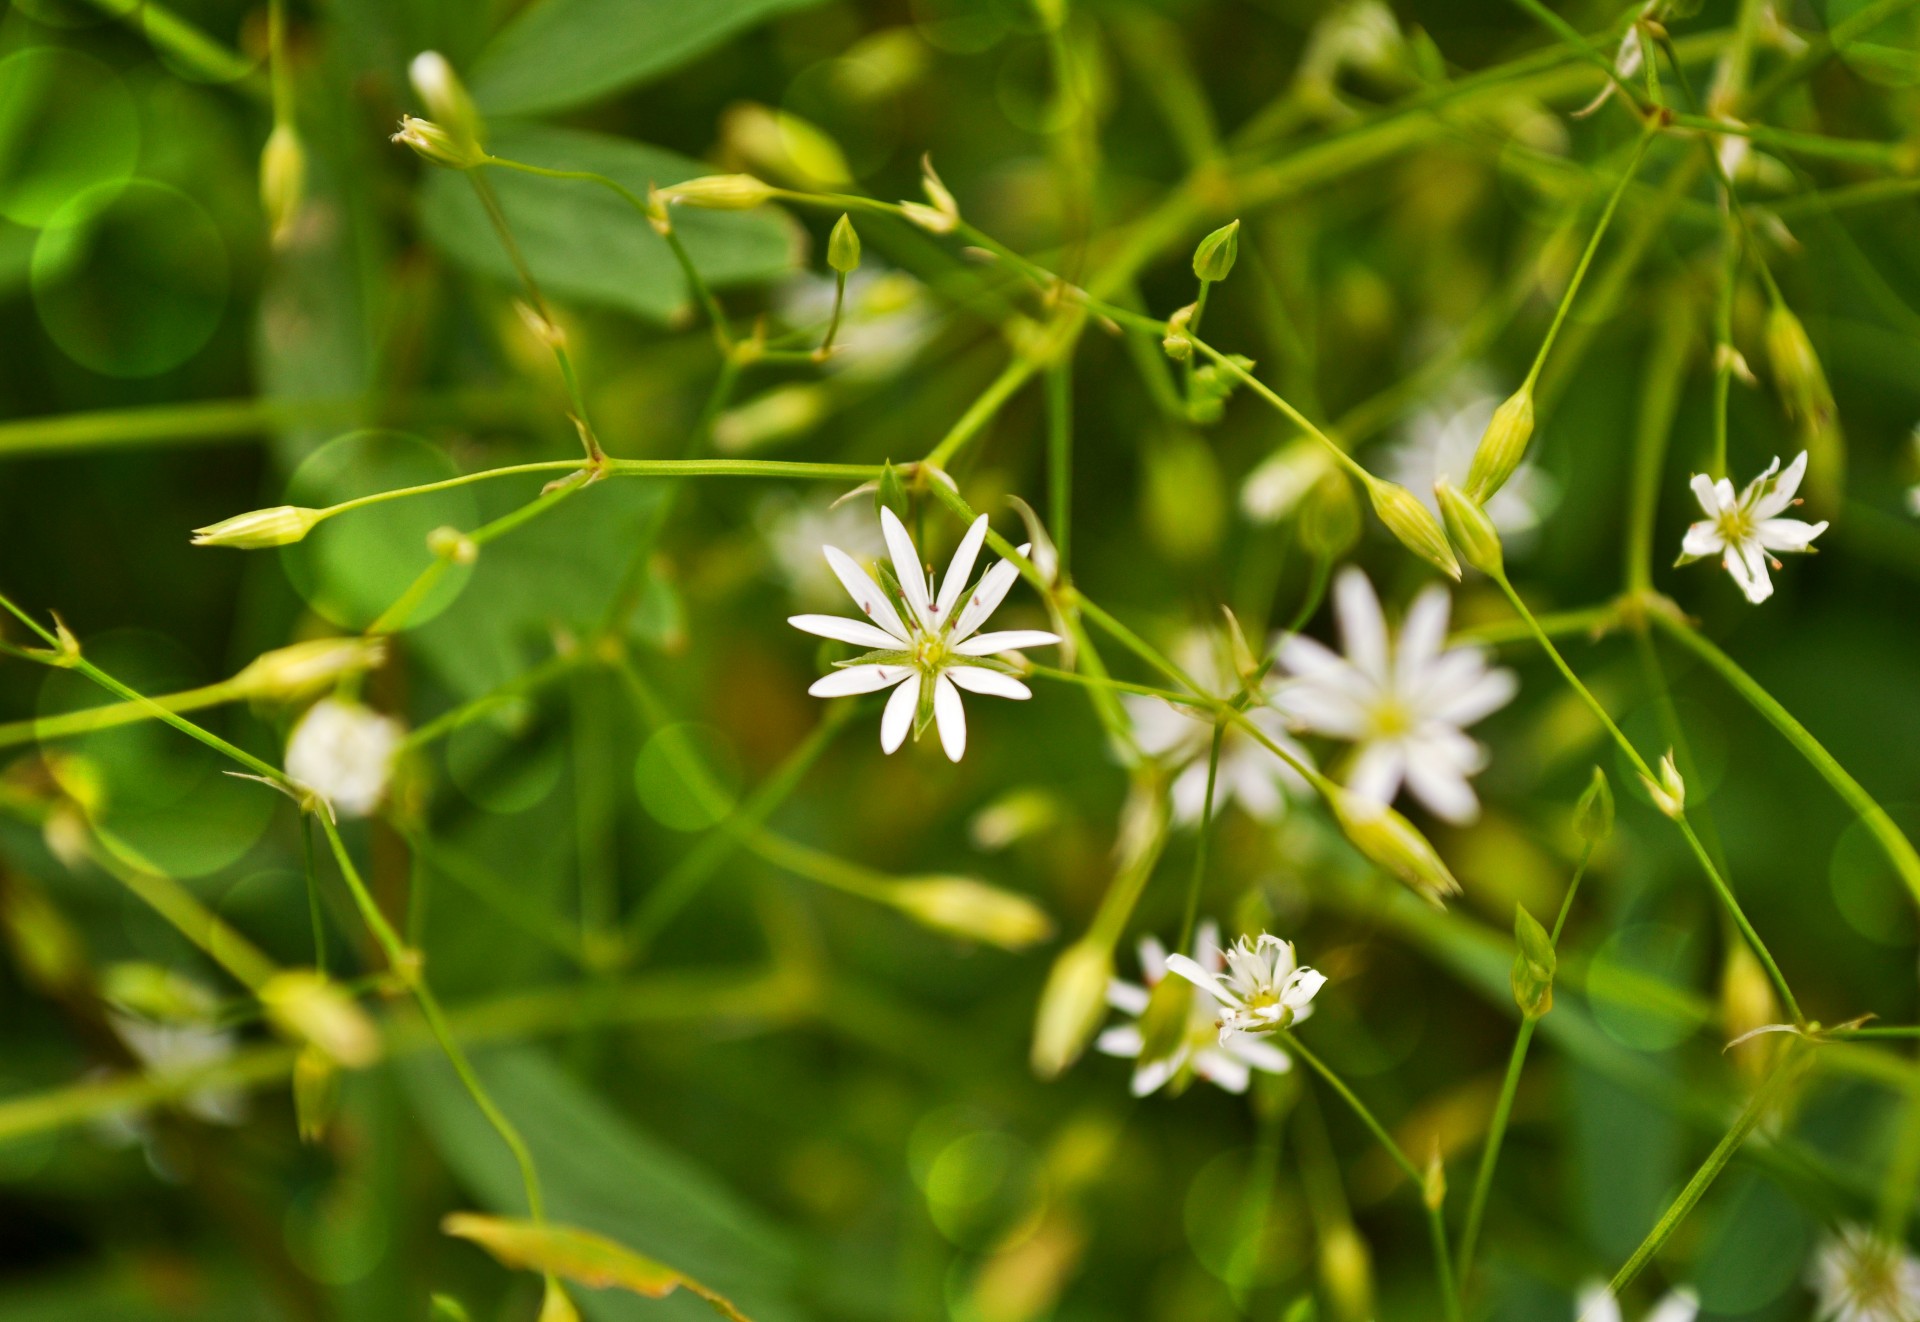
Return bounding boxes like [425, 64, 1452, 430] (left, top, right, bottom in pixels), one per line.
[469, 0, 830, 117]
[443, 1213, 750, 1319]
[419, 123, 800, 323]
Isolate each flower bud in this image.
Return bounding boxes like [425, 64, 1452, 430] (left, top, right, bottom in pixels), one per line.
[1465, 386, 1535, 501]
[539, 1280, 579, 1322]
[827, 213, 861, 274]
[919, 153, 959, 223]
[293, 1043, 339, 1143]
[1331, 789, 1461, 906]
[898, 200, 957, 234]
[1765, 303, 1834, 429]
[1192, 219, 1241, 283]
[1318, 1223, 1375, 1322]
[1510, 904, 1556, 1019]
[391, 115, 484, 170]
[969, 787, 1061, 851]
[1721, 941, 1783, 1085]
[889, 877, 1054, 950]
[1640, 750, 1685, 818]
[427, 525, 480, 565]
[231, 637, 387, 703]
[1299, 468, 1361, 560]
[192, 505, 324, 549]
[409, 52, 483, 155]
[1434, 479, 1503, 576]
[1365, 477, 1461, 580]
[1161, 303, 1195, 361]
[1031, 939, 1113, 1079]
[259, 124, 306, 246]
[1241, 437, 1336, 525]
[1574, 766, 1614, 843]
[718, 101, 852, 189]
[260, 969, 381, 1069]
[661, 174, 775, 210]
[1421, 1142, 1448, 1211]
[101, 962, 218, 1022]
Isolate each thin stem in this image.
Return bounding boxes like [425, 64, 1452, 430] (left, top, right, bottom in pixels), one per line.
[924, 356, 1038, 469]
[1623, 282, 1696, 594]
[1176, 726, 1225, 952]
[1046, 359, 1073, 575]
[303, 815, 327, 976]
[818, 270, 848, 359]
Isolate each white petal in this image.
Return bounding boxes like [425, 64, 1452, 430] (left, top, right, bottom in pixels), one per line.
[1131, 1054, 1182, 1097]
[1736, 454, 1783, 510]
[1723, 540, 1773, 604]
[1679, 520, 1725, 560]
[1334, 568, 1390, 684]
[1169, 760, 1215, 824]
[880, 506, 932, 627]
[1346, 741, 1407, 812]
[1125, 695, 1202, 758]
[808, 665, 911, 697]
[1220, 1033, 1293, 1074]
[1164, 953, 1236, 1007]
[1577, 1283, 1623, 1322]
[1272, 680, 1371, 739]
[1396, 585, 1452, 688]
[822, 545, 909, 643]
[1646, 1290, 1700, 1322]
[932, 673, 967, 761]
[1096, 1024, 1143, 1057]
[1750, 451, 1806, 519]
[1225, 757, 1285, 820]
[1107, 978, 1150, 1015]
[1191, 1049, 1251, 1094]
[1755, 517, 1827, 552]
[1690, 472, 1728, 517]
[789, 614, 907, 650]
[880, 672, 920, 753]
[931, 514, 989, 624]
[1404, 747, 1480, 823]
[949, 558, 1021, 642]
[953, 629, 1060, 656]
[1193, 922, 1222, 969]
[945, 667, 1031, 700]
[1429, 664, 1517, 727]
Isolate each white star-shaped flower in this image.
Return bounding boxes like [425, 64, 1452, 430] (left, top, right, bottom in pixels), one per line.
[789, 508, 1060, 762]
[1165, 931, 1327, 1041]
[1576, 1281, 1697, 1322]
[1808, 1224, 1920, 1322]
[1096, 923, 1296, 1095]
[285, 698, 404, 818]
[1272, 568, 1515, 824]
[1676, 451, 1827, 604]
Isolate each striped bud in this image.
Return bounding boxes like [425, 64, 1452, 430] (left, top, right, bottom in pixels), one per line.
[1366, 478, 1461, 580]
[1465, 386, 1535, 500]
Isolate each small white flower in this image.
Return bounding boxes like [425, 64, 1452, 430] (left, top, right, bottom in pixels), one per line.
[789, 508, 1060, 762]
[285, 698, 404, 818]
[109, 1015, 247, 1126]
[1574, 10, 1650, 118]
[756, 493, 886, 607]
[1575, 1281, 1698, 1322]
[1808, 1224, 1920, 1322]
[778, 268, 936, 380]
[1675, 451, 1828, 604]
[1273, 568, 1516, 824]
[1166, 931, 1327, 1041]
[1097, 923, 1296, 1095]
[1384, 374, 1558, 544]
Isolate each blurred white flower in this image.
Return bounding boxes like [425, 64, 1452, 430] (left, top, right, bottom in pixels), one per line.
[1675, 451, 1827, 605]
[1808, 1224, 1920, 1322]
[789, 509, 1059, 762]
[109, 1014, 247, 1126]
[1574, 9, 1650, 118]
[285, 698, 404, 818]
[756, 492, 886, 607]
[1575, 1281, 1698, 1322]
[1167, 931, 1327, 1040]
[1097, 922, 1295, 1095]
[778, 268, 936, 379]
[1274, 567, 1516, 823]
[1384, 375, 1558, 545]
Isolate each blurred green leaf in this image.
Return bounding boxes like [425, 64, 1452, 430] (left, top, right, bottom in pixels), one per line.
[419, 124, 799, 322]
[469, 0, 829, 116]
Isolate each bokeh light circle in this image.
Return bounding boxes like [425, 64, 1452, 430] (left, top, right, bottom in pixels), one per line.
[0, 48, 139, 227]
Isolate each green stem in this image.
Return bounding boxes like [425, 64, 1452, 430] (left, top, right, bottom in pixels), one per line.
[924, 356, 1039, 469]
[1176, 726, 1225, 952]
[1046, 359, 1073, 575]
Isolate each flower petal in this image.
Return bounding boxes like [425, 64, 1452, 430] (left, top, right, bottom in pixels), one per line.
[1191, 1049, 1251, 1094]
[1334, 568, 1390, 684]
[1165, 953, 1237, 1007]
[1346, 741, 1407, 812]
[953, 629, 1061, 656]
[1107, 978, 1150, 1014]
[1131, 1054, 1183, 1097]
[1723, 540, 1773, 604]
[789, 614, 908, 650]
[931, 514, 990, 624]
[1428, 663, 1517, 727]
[1689, 473, 1726, 517]
[945, 667, 1031, 700]
[1404, 747, 1481, 823]
[1096, 1024, 1143, 1057]
[822, 545, 910, 643]
[808, 664, 910, 698]
[880, 506, 932, 627]
[1220, 1033, 1293, 1074]
[1755, 517, 1827, 552]
[1679, 520, 1725, 561]
[1750, 451, 1806, 519]
[1396, 585, 1452, 688]
[880, 672, 920, 753]
[949, 549, 1029, 642]
[1737, 453, 1784, 511]
[932, 673, 967, 761]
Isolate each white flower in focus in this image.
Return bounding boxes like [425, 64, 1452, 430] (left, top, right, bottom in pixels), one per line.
[1385, 377, 1558, 544]
[1675, 451, 1828, 604]
[1096, 922, 1296, 1095]
[1808, 1224, 1920, 1322]
[789, 509, 1060, 762]
[1274, 568, 1516, 824]
[285, 698, 404, 818]
[1166, 931, 1327, 1041]
[110, 1015, 247, 1126]
[1575, 1281, 1698, 1322]
[778, 268, 936, 380]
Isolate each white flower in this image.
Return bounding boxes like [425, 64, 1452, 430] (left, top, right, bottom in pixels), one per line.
[1273, 568, 1516, 824]
[285, 698, 405, 817]
[1575, 1281, 1698, 1322]
[1574, 9, 1649, 118]
[1166, 931, 1327, 1041]
[756, 492, 886, 607]
[109, 1015, 247, 1126]
[1808, 1224, 1920, 1322]
[1384, 374, 1558, 544]
[1121, 633, 1312, 825]
[1675, 451, 1828, 604]
[1096, 922, 1296, 1095]
[789, 508, 1060, 762]
[778, 268, 936, 380]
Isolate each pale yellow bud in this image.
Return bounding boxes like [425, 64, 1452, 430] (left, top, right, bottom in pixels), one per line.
[713, 384, 828, 453]
[538, 1280, 579, 1322]
[192, 505, 324, 549]
[660, 173, 775, 210]
[1318, 1223, 1376, 1322]
[1365, 477, 1461, 580]
[408, 51, 483, 155]
[1721, 941, 1783, 1085]
[888, 877, 1054, 950]
[259, 124, 306, 247]
[1161, 302, 1195, 361]
[1434, 479, 1503, 576]
[391, 115, 483, 170]
[259, 969, 381, 1069]
[1331, 788, 1461, 906]
[719, 102, 852, 189]
[1422, 1142, 1448, 1211]
[1031, 940, 1113, 1079]
[1465, 386, 1535, 500]
[898, 200, 958, 234]
[427, 526, 480, 565]
[1640, 750, 1686, 818]
[919, 153, 960, 221]
[1765, 303, 1834, 428]
[231, 637, 387, 702]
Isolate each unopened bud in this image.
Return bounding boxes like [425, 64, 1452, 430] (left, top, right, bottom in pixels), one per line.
[1715, 342, 1756, 386]
[259, 969, 381, 1069]
[661, 174, 775, 210]
[427, 526, 480, 565]
[259, 124, 306, 246]
[1192, 219, 1241, 283]
[408, 52, 483, 154]
[969, 788, 1061, 851]
[1510, 904, 1556, 1018]
[1721, 942, 1783, 1083]
[1465, 386, 1535, 500]
[1422, 1143, 1448, 1211]
[514, 300, 566, 348]
[293, 1043, 339, 1143]
[1574, 766, 1614, 843]
[645, 183, 671, 235]
[1318, 1223, 1375, 1322]
[1765, 303, 1833, 428]
[1031, 940, 1114, 1078]
[1366, 478, 1461, 580]
[232, 637, 387, 702]
[1162, 303, 1195, 361]
[1299, 468, 1361, 559]
[391, 115, 483, 170]
[1331, 789, 1461, 906]
[719, 102, 852, 189]
[1220, 605, 1262, 685]
[1434, 479, 1503, 576]
[714, 384, 828, 453]
[889, 877, 1054, 950]
[1640, 750, 1685, 818]
[919, 153, 960, 222]
[899, 200, 957, 234]
[192, 505, 324, 549]
[101, 962, 218, 1021]
[827, 213, 861, 274]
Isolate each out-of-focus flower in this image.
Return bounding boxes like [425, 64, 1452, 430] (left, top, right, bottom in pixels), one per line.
[285, 698, 405, 818]
[1575, 1280, 1698, 1322]
[777, 268, 936, 380]
[1573, 7, 1651, 119]
[1097, 922, 1295, 1095]
[1675, 451, 1827, 605]
[1166, 932, 1327, 1040]
[109, 1013, 247, 1126]
[1274, 568, 1515, 823]
[1384, 373, 1557, 547]
[789, 510, 1059, 762]
[1807, 1225, 1920, 1322]
[756, 493, 887, 606]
